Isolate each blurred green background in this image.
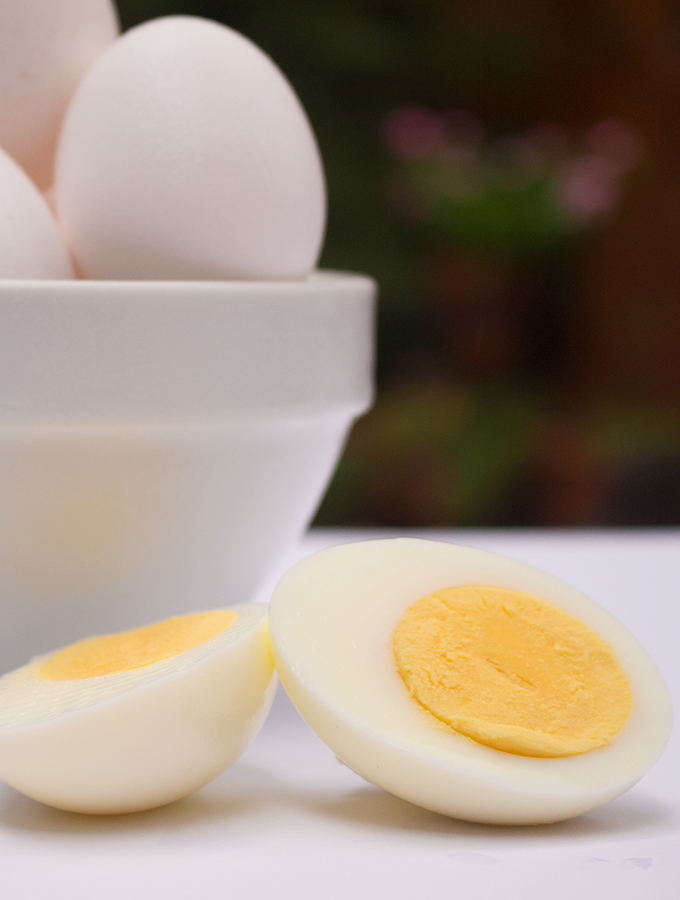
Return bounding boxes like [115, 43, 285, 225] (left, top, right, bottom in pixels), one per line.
[117, 0, 680, 527]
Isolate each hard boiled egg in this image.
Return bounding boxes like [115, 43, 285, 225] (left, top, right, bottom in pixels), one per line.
[0, 605, 275, 814]
[54, 15, 326, 280]
[268, 538, 672, 825]
[0, 0, 118, 190]
[0, 146, 74, 278]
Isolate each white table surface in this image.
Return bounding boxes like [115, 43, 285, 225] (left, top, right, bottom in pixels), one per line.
[1, 528, 678, 900]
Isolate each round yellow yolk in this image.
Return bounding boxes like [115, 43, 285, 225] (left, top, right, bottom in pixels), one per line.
[37, 610, 238, 680]
[392, 586, 633, 757]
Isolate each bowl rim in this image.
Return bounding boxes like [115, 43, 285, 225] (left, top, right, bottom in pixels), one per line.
[0, 269, 375, 295]
[0, 269, 376, 423]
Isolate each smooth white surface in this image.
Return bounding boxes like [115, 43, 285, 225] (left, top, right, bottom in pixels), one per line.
[55, 15, 326, 280]
[0, 273, 375, 421]
[0, 149, 73, 279]
[0, 529, 677, 899]
[0, 0, 118, 190]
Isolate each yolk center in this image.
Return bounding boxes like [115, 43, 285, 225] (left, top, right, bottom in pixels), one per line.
[37, 609, 238, 680]
[392, 585, 632, 757]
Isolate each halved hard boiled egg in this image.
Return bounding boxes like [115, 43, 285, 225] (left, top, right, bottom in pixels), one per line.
[0, 604, 275, 814]
[268, 538, 672, 825]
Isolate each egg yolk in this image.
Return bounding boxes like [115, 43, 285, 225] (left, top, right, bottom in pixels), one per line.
[392, 585, 632, 757]
[37, 610, 238, 680]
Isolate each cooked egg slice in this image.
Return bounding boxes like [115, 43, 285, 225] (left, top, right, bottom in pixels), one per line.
[0, 604, 275, 814]
[268, 538, 672, 825]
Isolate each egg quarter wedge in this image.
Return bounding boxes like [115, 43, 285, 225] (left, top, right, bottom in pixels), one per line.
[0, 603, 275, 814]
[268, 538, 672, 825]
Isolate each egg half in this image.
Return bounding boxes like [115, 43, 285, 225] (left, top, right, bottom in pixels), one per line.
[268, 538, 672, 825]
[0, 604, 275, 814]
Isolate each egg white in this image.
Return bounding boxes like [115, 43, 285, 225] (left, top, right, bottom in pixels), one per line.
[268, 538, 672, 825]
[0, 603, 276, 814]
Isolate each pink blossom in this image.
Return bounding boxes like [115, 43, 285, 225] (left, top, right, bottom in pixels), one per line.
[383, 106, 446, 159]
[556, 154, 621, 220]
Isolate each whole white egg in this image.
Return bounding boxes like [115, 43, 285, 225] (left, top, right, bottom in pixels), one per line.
[0, 146, 74, 278]
[268, 538, 672, 825]
[0, 0, 119, 190]
[0, 604, 275, 814]
[54, 15, 327, 280]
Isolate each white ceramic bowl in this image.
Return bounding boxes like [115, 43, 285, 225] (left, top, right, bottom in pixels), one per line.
[0, 271, 375, 670]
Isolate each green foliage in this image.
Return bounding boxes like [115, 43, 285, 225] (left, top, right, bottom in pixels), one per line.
[431, 174, 576, 257]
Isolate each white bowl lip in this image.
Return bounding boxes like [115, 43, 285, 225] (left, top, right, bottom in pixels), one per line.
[0, 269, 375, 296]
[0, 269, 376, 422]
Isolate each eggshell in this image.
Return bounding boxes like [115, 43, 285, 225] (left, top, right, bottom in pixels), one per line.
[0, 604, 276, 814]
[0, 147, 74, 278]
[269, 538, 673, 825]
[0, 0, 119, 190]
[54, 15, 327, 280]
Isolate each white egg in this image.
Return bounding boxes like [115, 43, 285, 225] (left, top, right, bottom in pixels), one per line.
[0, 0, 118, 190]
[54, 15, 326, 280]
[268, 538, 672, 825]
[0, 604, 275, 814]
[0, 146, 74, 278]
